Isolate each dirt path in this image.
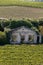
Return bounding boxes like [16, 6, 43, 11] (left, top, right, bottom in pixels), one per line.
[0, 6, 43, 19]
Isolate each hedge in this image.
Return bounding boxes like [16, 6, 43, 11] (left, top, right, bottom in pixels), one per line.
[9, 19, 33, 29]
[0, 32, 9, 45]
[0, 18, 43, 29]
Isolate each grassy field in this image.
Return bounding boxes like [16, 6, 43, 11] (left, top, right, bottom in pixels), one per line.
[0, 0, 43, 8]
[0, 44, 43, 65]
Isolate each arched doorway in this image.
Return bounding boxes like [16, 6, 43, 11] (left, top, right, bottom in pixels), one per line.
[28, 35, 34, 43]
[20, 33, 25, 43]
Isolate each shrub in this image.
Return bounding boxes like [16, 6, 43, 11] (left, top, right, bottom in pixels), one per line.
[0, 32, 8, 45]
[3, 21, 10, 27]
[31, 20, 39, 29]
[8, 19, 33, 29]
[1, 20, 10, 27]
[39, 18, 43, 26]
[0, 21, 4, 31]
[0, 19, 10, 27]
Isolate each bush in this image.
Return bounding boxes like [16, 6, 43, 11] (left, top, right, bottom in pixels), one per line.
[0, 21, 4, 31]
[1, 20, 10, 27]
[0, 32, 8, 45]
[8, 19, 33, 29]
[39, 18, 43, 26]
[0, 18, 10, 27]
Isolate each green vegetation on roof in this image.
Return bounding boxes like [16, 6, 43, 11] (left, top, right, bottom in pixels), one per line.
[3, 19, 39, 33]
[0, 18, 43, 34]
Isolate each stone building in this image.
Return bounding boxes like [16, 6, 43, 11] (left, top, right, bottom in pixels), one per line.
[5, 26, 41, 44]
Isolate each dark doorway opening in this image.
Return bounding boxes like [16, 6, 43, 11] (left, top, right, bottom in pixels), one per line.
[21, 35, 25, 43]
[37, 36, 39, 43]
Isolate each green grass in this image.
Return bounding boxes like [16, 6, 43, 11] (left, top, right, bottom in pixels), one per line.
[0, 0, 43, 8]
[0, 44, 43, 65]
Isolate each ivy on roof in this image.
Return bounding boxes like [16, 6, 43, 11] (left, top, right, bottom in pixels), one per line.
[0, 18, 43, 33]
[4, 19, 39, 33]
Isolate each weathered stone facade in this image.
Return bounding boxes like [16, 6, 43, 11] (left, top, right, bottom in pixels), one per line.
[8, 26, 41, 44]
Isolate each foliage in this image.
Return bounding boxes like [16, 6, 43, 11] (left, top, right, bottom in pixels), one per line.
[0, 19, 10, 27]
[0, 32, 8, 45]
[9, 19, 33, 29]
[0, 20, 4, 31]
[0, 18, 43, 32]
[5, 19, 40, 33]
[30, 20, 40, 31]
[39, 18, 43, 26]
